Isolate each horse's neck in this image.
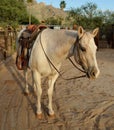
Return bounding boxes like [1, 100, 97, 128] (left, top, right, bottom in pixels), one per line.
[66, 33, 78, 58]
[57, 39, 76, 60]
[39, 29, 77, 63]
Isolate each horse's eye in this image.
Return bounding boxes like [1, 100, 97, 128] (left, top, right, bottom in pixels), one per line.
[80, 46, 86, 52]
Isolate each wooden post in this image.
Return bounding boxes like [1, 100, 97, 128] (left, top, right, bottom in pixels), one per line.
[4, 29, 8, 53]
[112, 24, 114, 48]
[4, 27, 11, 57]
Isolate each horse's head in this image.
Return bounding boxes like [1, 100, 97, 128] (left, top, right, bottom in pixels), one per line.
[74, 26, 100, 79]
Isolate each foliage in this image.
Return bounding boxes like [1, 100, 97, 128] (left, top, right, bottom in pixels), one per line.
[60, 1, 66, 10]
[103, 10, 114, 25]
[68, 2, 114, 30]
[0, 0, 25, 27]
[0, 0, 39, 28]
[81, 2, 97, 18]
[27, 0, 33, 3]
[18, 14, 39, 25]
[45, 17, 63, 25]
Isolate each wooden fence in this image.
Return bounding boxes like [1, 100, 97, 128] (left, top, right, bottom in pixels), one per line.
[0, 27, 17, 61]
[0, 25, 114, 62]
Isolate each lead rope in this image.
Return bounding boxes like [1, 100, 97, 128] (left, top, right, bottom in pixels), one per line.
[40, 31, 86, 80]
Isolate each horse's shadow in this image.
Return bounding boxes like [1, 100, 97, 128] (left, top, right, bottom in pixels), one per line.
[3, 55, 52, 118]
[3, 55, 37, 115]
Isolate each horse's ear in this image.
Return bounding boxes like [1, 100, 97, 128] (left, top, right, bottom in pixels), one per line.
[92, 28, 99, 37]
[78, 26, 84, 38]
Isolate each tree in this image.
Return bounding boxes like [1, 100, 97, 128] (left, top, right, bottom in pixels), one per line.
[0, 0, 28, 27]
[0, 0, 39, 27]
[81, 2, 97, 19]
[68, 8, 83, 25]
[60, 1, 66, 10]
[103, 10, 114, 24]
[68, 2, 105, 29]
[45, 17, 62, 25]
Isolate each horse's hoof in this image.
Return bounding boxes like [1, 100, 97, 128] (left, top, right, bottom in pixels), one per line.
[49, 113, 55, 119]
[36, 113, 43, 119]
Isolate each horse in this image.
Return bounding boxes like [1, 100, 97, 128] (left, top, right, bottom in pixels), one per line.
[16, 26, 100, 119]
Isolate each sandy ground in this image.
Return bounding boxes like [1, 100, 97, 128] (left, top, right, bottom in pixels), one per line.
[0, 49, 114, 130]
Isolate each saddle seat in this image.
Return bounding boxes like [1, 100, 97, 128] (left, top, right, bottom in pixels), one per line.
[16, 24, 47, 70]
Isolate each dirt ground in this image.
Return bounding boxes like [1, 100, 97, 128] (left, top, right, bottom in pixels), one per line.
[0, 49, 114, 130]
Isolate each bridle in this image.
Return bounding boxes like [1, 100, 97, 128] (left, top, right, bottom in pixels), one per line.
[39, 30, 86, 80]
[68, 35, 86, 74]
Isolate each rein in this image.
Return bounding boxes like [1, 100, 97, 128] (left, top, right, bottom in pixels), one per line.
[39, 31, 86, 80]
[68, 57, 85, 73]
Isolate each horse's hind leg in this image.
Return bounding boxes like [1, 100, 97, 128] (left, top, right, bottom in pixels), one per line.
[48, 73, 59, 116]
[32, 70, 37, 94]
[32, 70, 42, 118]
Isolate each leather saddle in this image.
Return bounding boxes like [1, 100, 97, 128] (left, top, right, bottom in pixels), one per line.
[16, 24, 47, 70]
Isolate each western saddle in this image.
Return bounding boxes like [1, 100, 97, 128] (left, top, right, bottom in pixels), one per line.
[16, 24, 47, 70]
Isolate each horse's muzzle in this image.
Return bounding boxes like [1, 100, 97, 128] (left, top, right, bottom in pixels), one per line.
[86, 67, 100, 79]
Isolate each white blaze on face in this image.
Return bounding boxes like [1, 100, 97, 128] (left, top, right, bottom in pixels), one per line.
[89, 38, 100, 78]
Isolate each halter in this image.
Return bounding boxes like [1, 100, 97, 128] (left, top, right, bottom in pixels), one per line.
[39, 30, 86, 80]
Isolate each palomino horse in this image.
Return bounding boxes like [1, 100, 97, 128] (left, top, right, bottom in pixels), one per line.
[17, 26, 100, 118]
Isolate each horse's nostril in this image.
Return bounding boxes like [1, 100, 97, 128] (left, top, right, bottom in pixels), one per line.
[92, 72, 95, 77]
[87, 69, 96, 79]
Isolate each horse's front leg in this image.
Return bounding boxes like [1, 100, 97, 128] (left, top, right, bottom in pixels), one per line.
[32, 70, 42, 118]
[48, 73, 59, 116]
[24, 69, 29, 94]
